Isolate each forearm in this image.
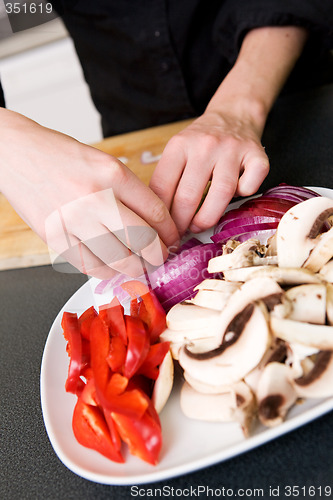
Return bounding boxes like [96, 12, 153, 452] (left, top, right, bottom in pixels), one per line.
[206, 26, 309, 135]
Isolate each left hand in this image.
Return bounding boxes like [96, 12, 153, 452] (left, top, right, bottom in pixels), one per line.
[149, 109, 269, 236]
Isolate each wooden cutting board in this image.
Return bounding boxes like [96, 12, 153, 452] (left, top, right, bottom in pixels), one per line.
[0, 119, 192, 270]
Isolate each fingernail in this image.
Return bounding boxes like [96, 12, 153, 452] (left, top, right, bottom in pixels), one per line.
[168, 240, 181, 253]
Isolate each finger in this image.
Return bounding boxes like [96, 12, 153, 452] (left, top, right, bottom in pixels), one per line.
[75, 222, 145, 277]
[117, 164, 180, 249]
[189, 159, 239, 233]
[170, 159, 213, 236]
[236, 148, 270, 196]
[149, 138, 188, 210]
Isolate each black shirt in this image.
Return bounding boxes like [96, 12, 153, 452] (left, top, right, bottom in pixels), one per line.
[3, 1, 333, 136]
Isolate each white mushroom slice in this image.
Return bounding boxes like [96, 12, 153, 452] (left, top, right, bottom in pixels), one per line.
[191, 289, 232, 311]
[293, 351, 333, 398]
[183, 371, 237, 394]
[178, 302, 271, 386]
[276, 196, 333, 268]
[168, 337, 220, 361]
[320, 260, 333, 283]
[166, 302, 220, 331]
[223, 266, 321, 285]
[152, 351, 174, 413]
[208, 239, 262, 273]
[270, 316, 333, 350]
[256, 362, 298, 427]
[303, 226, 333, 272]
[180, 381, 256, 436]
[211, 277, 284, 344]
[160, 326, 217, 343]
[285, 283, 327, 324]
[245, 339, 288, 392]
[193, 279, 240, 293]
[327, 283, 333, 326]
[285, 342, 319, 379]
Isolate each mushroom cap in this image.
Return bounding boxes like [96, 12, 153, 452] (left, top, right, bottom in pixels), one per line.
[276, 196, 333, 268]
[180, 380, 256, 436]
[320, 260, 333, 283]
[223, 266, 321, 285]
[166, 302, 221, 331]
[178, 302, 271, 386]
[303, 226, 333, 273]
[257, 362, 298, 427]
[270, 316, 333, 350]
[152, 350, 174, 413]
[285, 283, 327, 324]
[191, 289, 234, 311]
[293, 350, 333, 398]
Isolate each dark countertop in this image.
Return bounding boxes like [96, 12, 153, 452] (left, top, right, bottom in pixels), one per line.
[1, 83, 333, 499]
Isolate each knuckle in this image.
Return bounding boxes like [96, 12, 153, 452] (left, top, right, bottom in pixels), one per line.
[174, 185, 198, 208]
[149, 199, 169, 225]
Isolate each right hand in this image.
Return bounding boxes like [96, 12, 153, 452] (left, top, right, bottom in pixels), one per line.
[0, 109, 179, 279]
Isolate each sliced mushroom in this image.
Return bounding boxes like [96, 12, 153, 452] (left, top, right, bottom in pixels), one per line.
[168, 336, 221, 361]
[270, 316, 333, 350]
[152, 350, 174, 413]
[276, 196, 333, 268]
[223, 266, 321, 285]
[166, 301, 221, 331]
[178, 302, 271, 386]
[180, 380, 256, 436]
[193, 279, 240, 293]
[208, 239, 277, 273]
[303, 226, 333, 273]
[327, 283, 333, 326]
[191, 289, 233, 311]
[256, 362, 298, 427]
[284, 283, 327, 324]
[320, 260, 333, 283]
[292, 350, 333, 398]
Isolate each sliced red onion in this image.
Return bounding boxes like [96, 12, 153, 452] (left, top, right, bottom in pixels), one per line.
[147, 243, 222, 311]
[221, 215, 281, 231]
[212, 222, 279, 244]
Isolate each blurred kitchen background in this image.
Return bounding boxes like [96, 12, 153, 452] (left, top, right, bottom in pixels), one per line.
[0, 0, 103, 144]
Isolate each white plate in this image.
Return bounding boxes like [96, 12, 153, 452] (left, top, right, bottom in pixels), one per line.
[40, 187, 333, 485]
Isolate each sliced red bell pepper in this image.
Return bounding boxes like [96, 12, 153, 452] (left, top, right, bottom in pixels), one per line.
[137, 341, 170, 380]
[90, 316, 148, 418]
[112, 396, 162, 465]
[80, 378, 99, 406]
[123, 316, 150, 379]
[106, 335, 127, 373]
[99, 296, 127, 344]
[78, 305, 97, 340]
[62, 312, 84, 395]
[121, 281, 166, 342]
[72, 398, 124, 463]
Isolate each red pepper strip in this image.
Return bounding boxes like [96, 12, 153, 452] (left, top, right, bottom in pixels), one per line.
[112, 395, 162, 465]
[121, 281, 166, 343]
[78, 306, 97, 340]
[90, 316, 148, 418]
[106, 335, 127, 373]
[80, 378, 99, 406]
[137, 342, 170, 380]
[62, 312, 83, 395]
[103, 409, 123, 453]
[123, 316, 150, 379]
[99, 296, 127, 344]
[72, 398, 124, 463]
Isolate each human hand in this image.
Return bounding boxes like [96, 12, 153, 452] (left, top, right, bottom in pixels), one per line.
[149, 109, 269, 236]
[0, 110, 179, 279]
